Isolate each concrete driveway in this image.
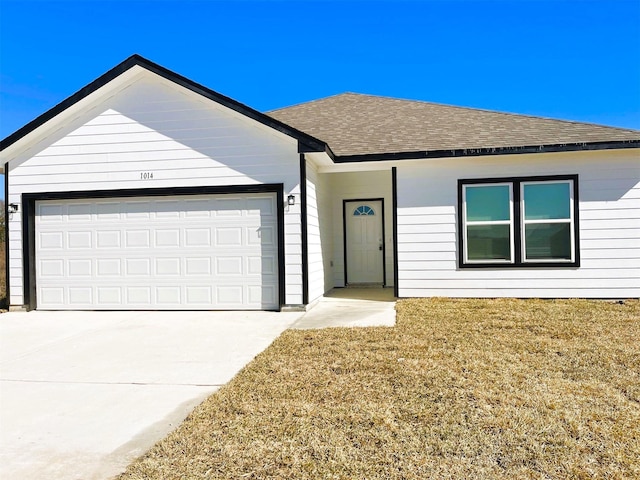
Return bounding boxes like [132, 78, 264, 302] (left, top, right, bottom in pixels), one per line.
[0, 310, 302, 480]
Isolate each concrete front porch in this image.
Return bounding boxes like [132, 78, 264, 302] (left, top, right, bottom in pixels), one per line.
[292, 287, 396, 329]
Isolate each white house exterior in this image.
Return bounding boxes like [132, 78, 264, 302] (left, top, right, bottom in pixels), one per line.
[2, 55, 638, 311]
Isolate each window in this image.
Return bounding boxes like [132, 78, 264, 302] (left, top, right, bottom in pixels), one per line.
[464, 183, 513, 263]
[354, 205, 375, 216]
[458, 175, 579, 268]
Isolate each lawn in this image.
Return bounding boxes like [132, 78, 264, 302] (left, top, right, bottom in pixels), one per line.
[119, 298, 640, 480]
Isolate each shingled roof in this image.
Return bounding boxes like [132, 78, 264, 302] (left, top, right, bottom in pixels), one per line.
[269, 93, 640, 160]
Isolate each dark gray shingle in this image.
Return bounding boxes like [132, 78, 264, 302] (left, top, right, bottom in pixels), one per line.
[268, 93, 639, 157]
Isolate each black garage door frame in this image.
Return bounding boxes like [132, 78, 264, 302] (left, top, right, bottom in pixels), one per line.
[21, 184, 286, 311]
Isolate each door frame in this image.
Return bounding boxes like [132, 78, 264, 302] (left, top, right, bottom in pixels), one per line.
[343, 198, 386, 286]
[21, 184, 285, 311]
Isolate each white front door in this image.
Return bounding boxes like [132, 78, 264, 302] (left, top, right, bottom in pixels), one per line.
[345, 200, 384, 284]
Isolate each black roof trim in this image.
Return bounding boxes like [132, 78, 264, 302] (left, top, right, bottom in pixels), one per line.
[1, 54, 332, 157]
[334, 140, 640, 163]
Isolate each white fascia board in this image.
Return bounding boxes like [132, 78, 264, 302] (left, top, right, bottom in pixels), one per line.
[304, 151, 334, 168]
[318, 159, 406, 173]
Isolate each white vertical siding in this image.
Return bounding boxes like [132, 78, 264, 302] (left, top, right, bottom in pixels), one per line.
[305, 160, 334, 303]
[6, 72, 303, 307]
[330, 170, 394, 287]
[396, 150, 640, 298]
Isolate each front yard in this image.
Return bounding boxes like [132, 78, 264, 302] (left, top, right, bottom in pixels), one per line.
[119, 298, 639, 479]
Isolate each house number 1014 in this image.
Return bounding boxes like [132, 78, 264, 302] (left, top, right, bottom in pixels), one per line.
[140, 172, 154, 180]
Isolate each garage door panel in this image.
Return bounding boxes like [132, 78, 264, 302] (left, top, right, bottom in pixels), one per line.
[186, 286, 212, 304]
[156, 286, 181, 305]
[97, 287, 122, 305]
[126, 287, 152, 305]
[40, 287, 64, 305]
[216, 285, 243, 305]
[250, 226, 275, 246]
[97, 230, 121, 248]
[247, 255, 277, 275]
[215, 227, 242, 246]
[155, 229, 180, 247]
[216, 257, 243, 275]
[67, 203, 92, 219]
[68, 259, 92, 276]
[69, 287, 92, 305]
[126, 230, 151, 248]
[185, 258, 211, 275]
[183, 199, 213, 217]
[35, 193, 279, 310]
[125, 201, 151, 218]
[185, 228, 211, 247]
[68, 231, 92, 249]
[96, 203, 121, 220]
[40, 259, 64, 277]
[155, 201, 180, 218]
[215, 198, 242, 215]
[249, 285, 277, 305]
[247, 196, 274, 216]
[40, 232, 64, 249]
[98, 258, 122, 276]
[39, 204, 64, 221]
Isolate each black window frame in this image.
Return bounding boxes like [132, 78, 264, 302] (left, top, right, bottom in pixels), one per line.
[457, 174, 580, 268]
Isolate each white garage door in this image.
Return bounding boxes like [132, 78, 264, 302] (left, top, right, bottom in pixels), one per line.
[35, 193, 279, 310]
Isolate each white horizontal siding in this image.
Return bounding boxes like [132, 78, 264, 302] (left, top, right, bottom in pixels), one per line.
[400, 288, 640, 298]
[284, 186, 303, 305]
[306, 160, 334, 303]
[399, 278, 638, 289]
[396, 150, 640, 298]
[399, 258, 640, 272]
[8, 77, 299, 191]
[6, 72, 302, 308]
[581, 228, 638, 239]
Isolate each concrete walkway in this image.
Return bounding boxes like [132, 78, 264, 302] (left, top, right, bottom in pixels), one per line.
[292, 287, 397, 329]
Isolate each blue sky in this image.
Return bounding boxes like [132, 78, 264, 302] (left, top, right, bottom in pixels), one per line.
[1, 0, 639, 142]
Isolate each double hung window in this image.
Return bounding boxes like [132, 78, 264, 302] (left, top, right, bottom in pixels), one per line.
[458, 175, 579, 267]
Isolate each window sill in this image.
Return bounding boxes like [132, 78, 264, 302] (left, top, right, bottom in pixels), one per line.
[459, 261, 580, 269]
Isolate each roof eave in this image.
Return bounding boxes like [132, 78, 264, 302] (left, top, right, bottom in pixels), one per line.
[333, 139, 640, 163]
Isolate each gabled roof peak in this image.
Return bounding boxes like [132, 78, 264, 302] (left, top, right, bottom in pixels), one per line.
[1, 55, 329, 156]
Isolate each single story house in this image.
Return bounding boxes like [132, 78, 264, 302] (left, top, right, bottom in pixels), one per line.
[1, 55, 638, 311]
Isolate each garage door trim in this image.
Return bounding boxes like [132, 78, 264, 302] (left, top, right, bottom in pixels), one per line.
[21, 184, 286, 311]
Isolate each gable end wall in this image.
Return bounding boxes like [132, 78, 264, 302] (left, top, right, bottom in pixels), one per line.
[6, 74, 304, 307]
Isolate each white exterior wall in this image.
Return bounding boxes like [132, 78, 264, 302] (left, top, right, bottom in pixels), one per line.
[5, 72, 304, 307]
[396, 150, 640, 298]
[305, 160, 334, 303]
[330, 170, 394, 287]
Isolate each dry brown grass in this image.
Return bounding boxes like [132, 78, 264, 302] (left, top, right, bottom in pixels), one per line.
[119, 298, 640, 479]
